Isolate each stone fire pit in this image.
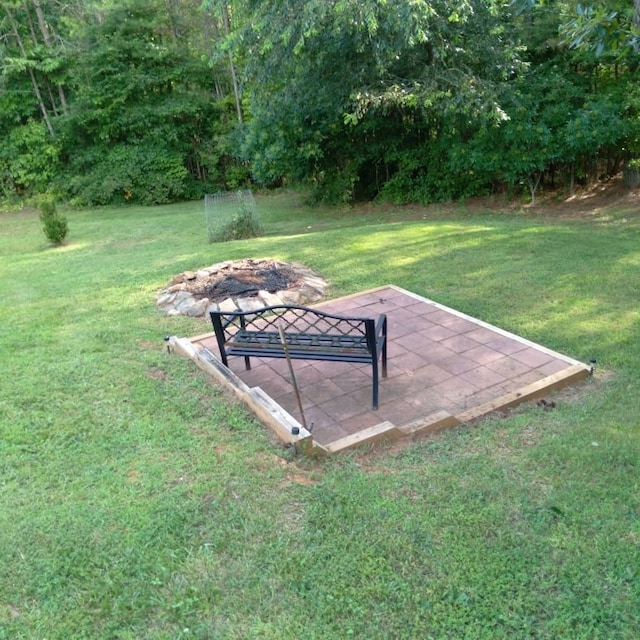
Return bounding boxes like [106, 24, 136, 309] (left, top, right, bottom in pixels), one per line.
[156, 258, 328, 317]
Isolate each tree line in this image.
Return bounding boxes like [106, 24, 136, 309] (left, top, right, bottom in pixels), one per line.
[1, 0, 638, 207]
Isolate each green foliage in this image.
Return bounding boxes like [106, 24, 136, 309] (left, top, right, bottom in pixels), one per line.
[0, 121, 60, 197]
[0, 0, 237, 207]
[223, 163, 253, 191]
[57, 144, 188, 206]
[228, 0, 639, 204]
[232, 0, 525, 202]
[1, 0, 639, 207]
[560, 1, 640, 59]
[38, 197, 68, 245]
[210, 200, 263, 242]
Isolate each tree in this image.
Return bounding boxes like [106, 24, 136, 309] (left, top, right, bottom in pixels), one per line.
[0, 0, 74, 134]
[201, 1, 244, 123]
[2, 1, 55, 135]
[1, 0, 637, 206]
[53, 0, 236, 204]
[223, 0, 525, 202]
[560, 0, 640, 58]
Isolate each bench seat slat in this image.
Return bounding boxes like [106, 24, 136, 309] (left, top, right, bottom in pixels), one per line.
[226, 346, 374, 363]
[232, 330, 367, 351]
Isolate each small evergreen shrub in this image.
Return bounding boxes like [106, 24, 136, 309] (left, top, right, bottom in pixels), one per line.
[39, 198, 68, 245]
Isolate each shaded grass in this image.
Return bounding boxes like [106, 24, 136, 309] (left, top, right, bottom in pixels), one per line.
[0, 192, 639, 638]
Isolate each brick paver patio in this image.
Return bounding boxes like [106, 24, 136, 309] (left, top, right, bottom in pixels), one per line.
[177, 285, 590, 454]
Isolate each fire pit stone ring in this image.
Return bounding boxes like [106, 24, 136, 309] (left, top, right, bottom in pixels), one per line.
[156, 258, 328, 318]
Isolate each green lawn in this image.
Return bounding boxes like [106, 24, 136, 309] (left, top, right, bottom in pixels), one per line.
[1, 191, 638, 639]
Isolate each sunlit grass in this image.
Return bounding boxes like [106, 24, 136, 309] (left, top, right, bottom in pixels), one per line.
[1, 192, 639, 638]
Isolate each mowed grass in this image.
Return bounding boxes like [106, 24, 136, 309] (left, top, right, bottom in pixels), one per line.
[0, 191, 638, 639]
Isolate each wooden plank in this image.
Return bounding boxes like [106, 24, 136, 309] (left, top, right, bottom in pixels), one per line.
[399, 410, 460, 437]
[167, 335, 197, 358]
[246, 387, 313, 449]
[189, 330, 217, 344]
[323, 421, 403, 454]
[194, 347, 252, 397]
[457, 364, 591, 424]
[170, 338, 321, 452]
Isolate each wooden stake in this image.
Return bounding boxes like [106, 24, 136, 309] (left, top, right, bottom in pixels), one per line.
[278, 324, 308, 430]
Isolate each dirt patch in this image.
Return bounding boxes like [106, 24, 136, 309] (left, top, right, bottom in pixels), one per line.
[350, 174, 640, 223]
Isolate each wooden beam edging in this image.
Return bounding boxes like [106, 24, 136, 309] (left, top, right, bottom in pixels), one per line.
[246, 387, 314, 453]
[189, 329, 217, 343]
[399, 410, 460, 437]
[324, 412, 461, 455]
[166, 336, 319, 454]
[456, 364, 591, 424]
[323, 421, 403, 454]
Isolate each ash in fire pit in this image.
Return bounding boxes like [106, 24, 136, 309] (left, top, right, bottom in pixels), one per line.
[191, 264, 297, 302]
[156, 258, 328, 317]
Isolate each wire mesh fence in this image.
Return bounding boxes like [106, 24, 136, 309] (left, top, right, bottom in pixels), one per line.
[623, 164, 640, 188]
[204, 190, 262, 243]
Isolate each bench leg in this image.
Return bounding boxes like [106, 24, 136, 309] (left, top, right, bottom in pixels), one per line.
[244, 355, 251, 370]
[372, 359, 379, 410]
[382, 317, 388, 378]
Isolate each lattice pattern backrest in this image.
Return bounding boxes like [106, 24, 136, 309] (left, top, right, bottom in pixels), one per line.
[221, 305, 368, 339]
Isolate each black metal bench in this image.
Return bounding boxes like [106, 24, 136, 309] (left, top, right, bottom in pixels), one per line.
[209, 304, 387, 409]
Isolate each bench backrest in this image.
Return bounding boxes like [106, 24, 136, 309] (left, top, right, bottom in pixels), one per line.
[210, 304, 376, 351]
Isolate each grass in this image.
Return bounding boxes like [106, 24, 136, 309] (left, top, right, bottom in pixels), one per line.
[1, 189, 639, 638]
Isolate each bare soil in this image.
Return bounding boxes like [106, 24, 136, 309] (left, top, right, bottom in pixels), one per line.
[352, 174, 640, 223]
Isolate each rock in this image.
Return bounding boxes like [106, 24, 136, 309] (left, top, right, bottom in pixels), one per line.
[186, 298, 210, 317]
[279, 290, 300, 305]
[155, 259, 328, 317]
[219, 298, 238, 312]
[257, 290, 283, 307]
[175, 297, 198, 314]
[172, 290, 193, 303]
[207, 261, 231, 272]
[156, 292, 176, 306]
[302, 275, 327, 290]
[298, 282, 324, 302]
[237, 297, 267, 312]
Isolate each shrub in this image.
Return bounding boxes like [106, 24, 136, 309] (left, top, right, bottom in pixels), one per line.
[623, 159, 640, 187]
[39, 198, 68, 245]
[57, 144, 188, 206]
[211, 201, 263, 242]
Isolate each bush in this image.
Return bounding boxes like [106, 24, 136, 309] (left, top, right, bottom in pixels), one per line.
[210, 201, 263, 242]
[623, 159, 640, 187]
[39, 198, 68, 245]
[57, 144, 188, 206]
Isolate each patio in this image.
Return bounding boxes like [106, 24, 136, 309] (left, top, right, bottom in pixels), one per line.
[169, 285, 591, 454]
